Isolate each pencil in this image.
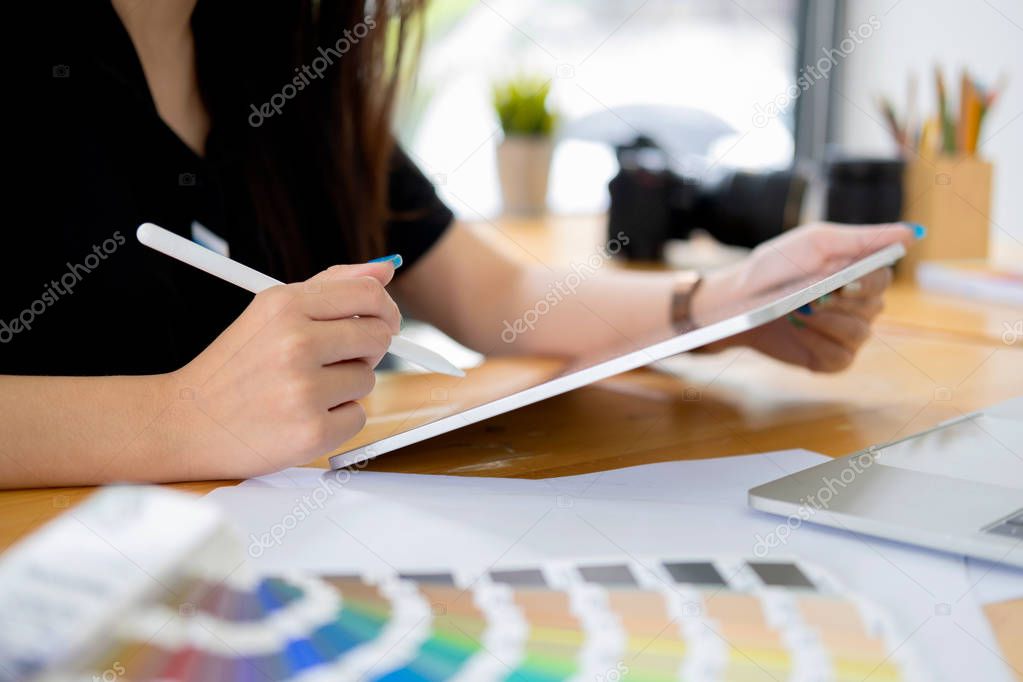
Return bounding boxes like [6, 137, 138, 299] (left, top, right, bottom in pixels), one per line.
[958, 70, 971, 153]
[965, 78, 983, 155]
[906, 73, 917, 150]
[919, 117, 938, 157]
[936, 66, 956, 154]
[879, 96, 905, 150]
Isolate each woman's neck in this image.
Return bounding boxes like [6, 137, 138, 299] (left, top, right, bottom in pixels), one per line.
[111, 0, 209, 156]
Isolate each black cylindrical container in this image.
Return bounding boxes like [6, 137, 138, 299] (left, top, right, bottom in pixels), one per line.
[825, 157, 905, 224]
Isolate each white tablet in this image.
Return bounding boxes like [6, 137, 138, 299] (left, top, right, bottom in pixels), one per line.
[329, 243, 905, 469]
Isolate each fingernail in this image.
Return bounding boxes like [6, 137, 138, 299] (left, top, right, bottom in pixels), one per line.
[902, 222, 927, 240]
[369, 254, 403, 268]
[797, 303, 814, 315]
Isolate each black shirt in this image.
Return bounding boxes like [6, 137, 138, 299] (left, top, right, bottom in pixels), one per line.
[3, 3, 452, 377]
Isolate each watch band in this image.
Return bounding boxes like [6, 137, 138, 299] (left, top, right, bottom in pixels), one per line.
[670, 271, 702, 334]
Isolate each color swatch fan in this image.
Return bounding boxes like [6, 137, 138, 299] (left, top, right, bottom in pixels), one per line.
[0, 487, 921, 681]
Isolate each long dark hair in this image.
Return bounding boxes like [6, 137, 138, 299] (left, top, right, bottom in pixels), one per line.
[192, 1, 423, 280]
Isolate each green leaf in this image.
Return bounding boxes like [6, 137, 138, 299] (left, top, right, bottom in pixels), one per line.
[492, 75, 556, 137]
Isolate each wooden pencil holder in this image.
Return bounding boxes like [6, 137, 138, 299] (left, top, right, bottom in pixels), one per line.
[898, 155, 993, 279]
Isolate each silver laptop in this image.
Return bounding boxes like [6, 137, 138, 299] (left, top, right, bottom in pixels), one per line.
[749, 397, 1023, 568]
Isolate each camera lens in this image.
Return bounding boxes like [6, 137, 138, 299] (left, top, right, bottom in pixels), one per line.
[608, 137, 808, 260]
[696, 169, 807, 248]
[825, 157, 904, 225]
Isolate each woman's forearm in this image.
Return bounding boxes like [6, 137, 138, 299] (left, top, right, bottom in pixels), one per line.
[0, 374, 179, 488]
[2, 259, 415, 488]
[395, 223, 679, 358]
[488, 266, 677, 357]
[399, 220, 913, 375]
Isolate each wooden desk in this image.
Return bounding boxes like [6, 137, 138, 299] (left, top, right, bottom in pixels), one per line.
[882, 282, 1023, 346]
[1, 215, 1020, 678]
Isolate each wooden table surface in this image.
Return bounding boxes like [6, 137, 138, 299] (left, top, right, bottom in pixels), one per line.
[1, 215, 1021, 677]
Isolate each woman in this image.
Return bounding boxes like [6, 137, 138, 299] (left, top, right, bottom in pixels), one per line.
[2, 1, 914, 487]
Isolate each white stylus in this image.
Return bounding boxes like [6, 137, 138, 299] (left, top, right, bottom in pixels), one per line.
[137, 222, 465, 377]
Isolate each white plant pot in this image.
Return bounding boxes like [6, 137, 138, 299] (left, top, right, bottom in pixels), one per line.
[496, 135, 553, 216]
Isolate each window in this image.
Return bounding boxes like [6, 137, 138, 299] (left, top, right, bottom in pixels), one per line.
[400, 0, 801, 218]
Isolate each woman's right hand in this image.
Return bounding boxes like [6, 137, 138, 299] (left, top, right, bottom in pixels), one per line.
[163, 262, 401, 479]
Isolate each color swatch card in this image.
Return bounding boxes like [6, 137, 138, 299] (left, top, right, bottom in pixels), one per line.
[0, 486, 238, 682]
[43, 557, 917, 682]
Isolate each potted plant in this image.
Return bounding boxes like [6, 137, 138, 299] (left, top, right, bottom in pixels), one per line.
[493, 76, 557, 215]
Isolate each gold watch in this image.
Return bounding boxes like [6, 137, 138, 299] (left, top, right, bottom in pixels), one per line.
[670, 271, 703, 333]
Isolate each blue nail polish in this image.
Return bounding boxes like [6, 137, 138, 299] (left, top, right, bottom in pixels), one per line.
[903, 222, 927, 239]
[797, 303, 814, 315]
[369, 254, 403, 268]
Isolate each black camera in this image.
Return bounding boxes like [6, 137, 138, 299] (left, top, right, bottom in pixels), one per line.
[608, 136, 808, 261]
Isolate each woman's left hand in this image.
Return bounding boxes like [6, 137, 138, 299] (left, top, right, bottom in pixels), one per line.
[691, 222, 918, 372]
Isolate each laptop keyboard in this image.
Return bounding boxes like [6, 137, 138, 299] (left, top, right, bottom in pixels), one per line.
[986, 509, 1023, 538]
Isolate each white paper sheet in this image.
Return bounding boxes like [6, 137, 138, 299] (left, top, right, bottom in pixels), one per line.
[206, 450, 1017, 682]
[241, 450, 830, 505]
[964, 556, 1023, 605]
